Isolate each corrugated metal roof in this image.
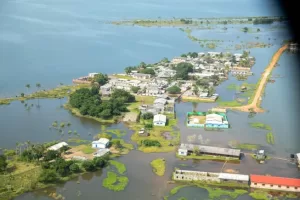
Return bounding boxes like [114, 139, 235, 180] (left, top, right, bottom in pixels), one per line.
[219, 173, 249, 182]
[180, 143, 241, 157]
[48, 142, 68, 151]
[250, 175, 300, 187]
[153, 114, 167, 123]
[296, 153, 300, 161]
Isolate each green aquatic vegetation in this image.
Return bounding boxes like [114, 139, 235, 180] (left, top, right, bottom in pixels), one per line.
[68, 130, 72, 134]
[217, 100, 242, 107]
[249, 191, 269, 200]
[170, 185, 189, 195]
[52, 122, 58, 127]
[102, 171, 129, 191]
[60, 122, 65, 128]
[205, 187, 248, 199]
[150, 158, 166, 176]
[226, 84, 238, 90]
[107, 129, 127, 138]
[206, 42, 217, 49]
[109, 160, 127, 174]
[177, 197, 187, 200]
[266, 132, 275, 144]
[237, 143, 259, 150]
[249, 122, 272, 130]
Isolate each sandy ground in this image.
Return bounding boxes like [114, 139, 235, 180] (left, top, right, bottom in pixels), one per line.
[63, 146, 95, 160]
[220, 44, 288, 113]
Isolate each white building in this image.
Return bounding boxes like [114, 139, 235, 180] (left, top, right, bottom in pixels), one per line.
[92, 138, 110, 149]
[218, 173, 249, 184]
[296, 153, 300, 166]
[178, 148, 188, 156]
[205, 114, 226, 125]
[47, 142, 68, 151]
[153, 114, 167, 126]
[88, 73, 98, 78]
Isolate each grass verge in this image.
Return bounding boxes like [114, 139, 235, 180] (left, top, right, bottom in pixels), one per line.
[266, 132, 275, 144]
[176, 153, 240, 163]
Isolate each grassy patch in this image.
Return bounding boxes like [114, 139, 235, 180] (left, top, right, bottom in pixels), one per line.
[150, 158, 166, 176]
[0, 161, 42, 200]
[109, 160, 126, 174]
[129, 114, 179, 153]
[266, 132, 275, 144]
[75, 144, 96, 154]
[249, 122, 272, 130]
[102, 171, 129, 191]
[217, 99, 243, 107]
[67, 138, 90, 144]
[0, 84, 89, 105]
[111, 139, 134, 155]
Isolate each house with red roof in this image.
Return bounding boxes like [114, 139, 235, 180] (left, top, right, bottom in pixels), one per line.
[250, 174, 300, 192]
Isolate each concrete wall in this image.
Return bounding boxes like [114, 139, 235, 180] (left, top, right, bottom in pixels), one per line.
[251, 183, 300, 193]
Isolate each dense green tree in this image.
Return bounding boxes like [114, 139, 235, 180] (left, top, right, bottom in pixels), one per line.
[257, 28, 260, 32]
[111, 89, 135, 103]
[167, 85, 181, 94]
[93, 157, 106, 168]
[139, 68, 155, 75]
[175, 62, 193, 80]
[93, 73, 108, 86]
[39, 169, 58, 183]
[131, 86, 140, 93]
[82, 160, 96, 172]
[243, 27, 249, 32]
[44, 150, 60, 161]
[196, 79, 209, 88]
[181, 54, 187, 57]
[0, 155, 7, 173]
[142, 112, 154, 120]
[91, 86, 100, 95]
[190, 52, 198, 58]
[142, 139, 161, 147]
[113, 140, 122, 149]
[21, 93, 25, 97]
[69, 163, 80, 173]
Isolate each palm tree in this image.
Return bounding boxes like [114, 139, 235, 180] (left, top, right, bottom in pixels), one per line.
[25, 84, 30, 94]
[36, 83, 41, 107]
[16, 142, 19, 155]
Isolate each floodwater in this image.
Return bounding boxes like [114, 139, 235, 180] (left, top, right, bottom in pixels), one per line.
[1, 0, 300, 199]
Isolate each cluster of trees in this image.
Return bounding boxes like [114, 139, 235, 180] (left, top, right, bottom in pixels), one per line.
[174, 62, 193, 80]
[124, 62, 154, 74]
[0, 155, 7, 173]
[142, 139, 161, 147]
[139, 68, 155, 75]
[39, 150, 109, 183]
[92, 73, 108, 86]
[167, 85, 181, 94]
[69, 88, 135, 119]
[180, 19, 193, 24]
[181, 52, 198, 58]
[142, 112, 154, 120]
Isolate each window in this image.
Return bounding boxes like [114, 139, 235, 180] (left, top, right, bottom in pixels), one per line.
[262, 184, 265, 186]
[287, 186, 289, 189]
[295, 187, 298, 189]
[278, 185, 281, 188]
[270, 185, 273, 187]
[254, 183, 257, 185]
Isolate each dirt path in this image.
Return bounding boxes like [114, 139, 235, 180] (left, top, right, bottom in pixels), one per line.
[220, 44, 288, 113]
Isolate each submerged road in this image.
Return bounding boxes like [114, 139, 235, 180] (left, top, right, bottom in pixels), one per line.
[221, 44, 288, 113]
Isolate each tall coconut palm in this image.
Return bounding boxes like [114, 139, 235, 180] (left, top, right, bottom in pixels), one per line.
[36, 83, 41, 107]
[16, 142, 19, 155]
[25, 84, 30, 94]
